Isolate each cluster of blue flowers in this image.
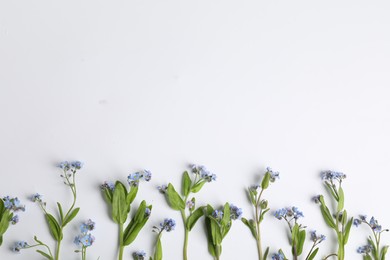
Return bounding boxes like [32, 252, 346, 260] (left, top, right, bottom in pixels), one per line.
[266, 167, 280, 182]
[74, 219, 96, 248]
[320, 170, 346, 182]
[211, 204, 243, 221]
[11, 241, 29, 253]
[189, 164, 216, 182]
[354, 215, 384, 232]
[159, 218, 176, 232]
[310, 230, 326, 243]
[100, 181, 115, 191]
[132, 250, 146, 260]
[274, 206, 304, 220]
[271, 252, 285, 260]
[2, 196, 25, 225]
[127, 169, 152, 187]
[57, 161, 84, 171]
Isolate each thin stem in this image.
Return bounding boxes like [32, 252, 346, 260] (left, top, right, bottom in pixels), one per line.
[255, 189, 265, 260]
[181, 208, 189, 260]
[323, 253, 338, 260]
[55, 240, 61, 260]
[305, 242, 318, 260]
[118, 223, 124, 260]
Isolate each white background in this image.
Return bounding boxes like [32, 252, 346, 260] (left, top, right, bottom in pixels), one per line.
[1, 0, 390, 259]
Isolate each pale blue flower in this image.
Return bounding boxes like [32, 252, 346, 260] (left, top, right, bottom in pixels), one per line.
[230, 204, 243, 220]
[11, 241, 28, 253]
[160, 218, 176, 232]
[133, 250, 146, 260]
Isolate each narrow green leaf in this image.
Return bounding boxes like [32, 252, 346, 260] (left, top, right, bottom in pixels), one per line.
[261, 172, 271, 190]
[307, 247, 319, 260]
[260, 208, 270, 222]
[154, 236, 163, 260]
[320, 204, 336, 229]
[205, 207, 217, 257]
[343, 217, 353, 245]
[241, 218, 257, 239]
[0, 212, 11, 236]
[186, 206, 205, 231]
[381, 245, 389, 260]
[166, 184, 185, 210]
[182, 171, 192, 197]
[221, 203, 231, 227]
[191, 181, 206, 193]
[0, 235, 3, 246]
[0, 199, 4, 214]
[56, 202, 64, 223]
[36, 249, 53, 259]
[364, 255, 373, 260]
[45, 214, 61, 241]
[63, 207, 80, 227]
[324, 182, 338, 201]
[112, 181, 128, 224]
[263, 247, 269, 259]
[337, 186, 345, 211]
[103, 188, 113, 204]
[297, 230, 306, 256]
[126, 186, 138, 207]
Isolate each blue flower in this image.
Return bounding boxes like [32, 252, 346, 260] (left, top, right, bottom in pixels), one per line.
[186, 200, 195, 210]
[157, 185, 168, 194]
[266, 167, 280, 182]
[271, 252, 285, 260]
[274, 208, 287, 220]
[189, 164, 217, 182]
[30, 193, 43, 203]
[71, 161, 83, 170]
[80, 219, 95, 233]
[321, 170, 346, 181]
[57, 161, 70, 170]
[310, 230, 326, 243]
[10, 215, 19, 225]
[11, 241, 28, 253]
[212, 210, 224, 221]
[369, 217, 382, 232]
[100, 181, 115, 191]
[143, 170, 152, 182]
[133, 250, 146, 260]
[2, 196, 25, 212]
[144, 208, 151, 218]
[128, 172, 142, 186]
[74, 233, 95, 247]
[353, 218, 362, 227]
[230, 204, 243, 220]
[357, 245, 372, 254]
[160, 218, 176, 232]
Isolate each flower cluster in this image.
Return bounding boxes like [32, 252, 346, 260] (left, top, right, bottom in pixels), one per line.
[271, 252, 285, 260]
[100, 181, 115, 191]
[230, 204, 243, 220]
[11, 241, 29, 253]
[127, 169, 152, 187]
[58, 161, 84, 170]
[354, 215, 385, 233]
[274, 206, 304, 220]
[2, 196, 25, 212]
[74, 219, 96, 248]
[189, 164, 216, 182]
[159, 218, 176, 232]
[266, 167, 280, 182]
[157, 184, 168, 194]
[212, 210, 224, 220]
[320, 170, 346, 182]
[133, 250, 147, 260]
[357, 244, 373, 255]
[310, 230, 326, 243]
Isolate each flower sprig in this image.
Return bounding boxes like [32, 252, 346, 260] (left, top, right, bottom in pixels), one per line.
[0, 196, 25, 246]
[314, 170, 353, 260]
[74, 219, 96, 260]
[16, 161, 83, 260]
[204, 203, 242, 260]
[354, 215, 389, 260]
[100, 169, 152, 260]
[241, 167, 279, 260]
[158, 164, 216, 260]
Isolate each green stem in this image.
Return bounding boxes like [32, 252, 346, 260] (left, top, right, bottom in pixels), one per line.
[55, 240, 61, 260]
[118, 223, 124, 260]
[255, 189, 265, 260]
[181, 209, 188, 260]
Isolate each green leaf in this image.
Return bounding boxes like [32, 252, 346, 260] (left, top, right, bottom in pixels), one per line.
[320, 203, 336, 229]
[123, 202, 152, 246]
[343, 217, 353, 245]
[337, 186, 345, 211]
[154, 236, 163, 260]
[0, 235, 3, 246]
[36, 249, 53, 259]
[364, 255, 373, 260]
[126, 186, 138, 207]
[248, 188, 256, 206]
[324, 182, 338, 201]
[0, 199, 4, 214]
[56, 202, 64, 223]
[186, 206, 205, 231]
[263, 247, 269, 259]
[191, 181, 206, 193]
[102, 187, 113, 204]
[296, 230, 306, 256]
[63, 207, 80, 227]
[221, 203, 231, 228]
[182, 171, 192, 197]
[241, 218, 257, 239]
[260, 208, 270, 222]
[112, 181, 128, 224]
[166, 184, 185, 210]
[307, 247, 319, 260]
[261, 172, 271, 190]
[46, 214, 61, 241]
[0, 212, 11, 236]
[381, 245, 389, 260]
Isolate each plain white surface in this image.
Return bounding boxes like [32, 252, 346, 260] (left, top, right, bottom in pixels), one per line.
[1, 0, 390, 259]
